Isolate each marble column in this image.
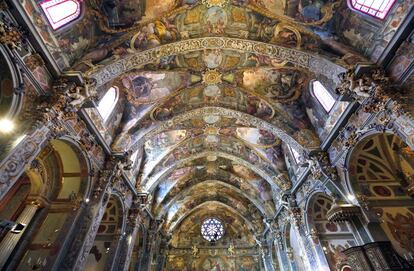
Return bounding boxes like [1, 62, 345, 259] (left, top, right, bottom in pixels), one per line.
[0, 203, 39, 268]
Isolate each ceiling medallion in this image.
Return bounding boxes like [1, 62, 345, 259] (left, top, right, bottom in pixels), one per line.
[201, 0, 228, 8]
[202, 69, 222, 85]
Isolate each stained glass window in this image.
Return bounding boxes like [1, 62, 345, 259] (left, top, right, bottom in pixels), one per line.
[40, 0, 82, 30]
[97, 87, 118, 122]
[312, 81, 335, 112]
[350, 0, 396, 19]
[201, 218, 224, 242]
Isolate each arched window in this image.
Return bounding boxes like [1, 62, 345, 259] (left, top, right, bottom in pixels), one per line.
[349, 0, 396, 19]
[40, 0, 82, 30]
[312, 81, 335, 112]
[97, 87, 118, 122]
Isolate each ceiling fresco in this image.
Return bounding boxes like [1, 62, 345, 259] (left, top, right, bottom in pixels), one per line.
[152, 166, 276, 216]
[164, 182, 266, 232]
[63, 0, 361, 250]
[77, 0, 335, 69]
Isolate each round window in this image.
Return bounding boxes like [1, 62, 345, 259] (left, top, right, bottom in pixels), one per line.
[201, 218, 224, 242]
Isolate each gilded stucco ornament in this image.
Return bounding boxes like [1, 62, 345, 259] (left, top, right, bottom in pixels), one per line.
[202, 69, 222, 85]
[336, 69, 404, 121]
[26, 77, 98, 131]
[308, 151, 338, 181]
[228, 244, 236, 256]
[201, 0, 228, 8]
[338, 125, 361, 149]
[92, 158, 120, 200]
[0, 18, 23, 49]
[286, 247, 294, 261]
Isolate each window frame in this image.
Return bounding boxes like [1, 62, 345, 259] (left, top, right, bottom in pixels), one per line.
[311, 80, 336, 113]
[39, 0, 83, 31]
[348, 0, 396, 20]
[96, 86, 119, 123]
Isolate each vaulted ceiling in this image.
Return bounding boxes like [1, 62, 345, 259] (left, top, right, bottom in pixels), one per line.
[71, 0, 357, 238]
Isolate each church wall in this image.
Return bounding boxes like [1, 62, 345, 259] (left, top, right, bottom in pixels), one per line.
[9, 0, 104, 69]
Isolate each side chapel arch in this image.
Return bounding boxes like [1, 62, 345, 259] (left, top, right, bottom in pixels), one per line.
[346, 132, 414, 258]
[0, 138, 91, 270]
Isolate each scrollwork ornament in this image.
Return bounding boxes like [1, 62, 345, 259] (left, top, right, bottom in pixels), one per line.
[286, 247, 294, 261]
[49, 124, 68, 139]
[275, 230, 284, 248]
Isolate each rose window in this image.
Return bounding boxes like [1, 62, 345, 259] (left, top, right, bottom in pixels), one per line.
[201, 218, 225, 242]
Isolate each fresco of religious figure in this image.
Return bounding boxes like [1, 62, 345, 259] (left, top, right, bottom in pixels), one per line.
[202, 258, 226, 271]
[204, 7, 228, 34]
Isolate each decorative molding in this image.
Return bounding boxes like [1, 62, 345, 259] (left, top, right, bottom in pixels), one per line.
[0, 126, 50, 201]
[89, 37, 346, 87]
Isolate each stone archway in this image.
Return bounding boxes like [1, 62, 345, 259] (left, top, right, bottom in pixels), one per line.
[347, 133, 414, 259]
[0, 139, 91, 270]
